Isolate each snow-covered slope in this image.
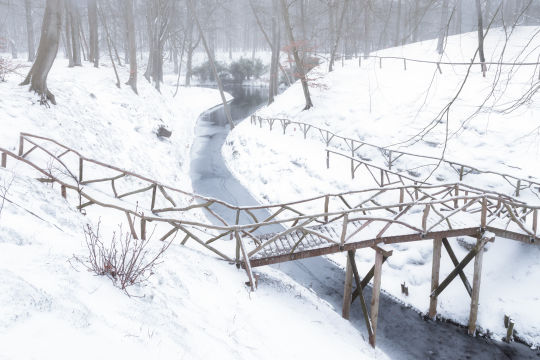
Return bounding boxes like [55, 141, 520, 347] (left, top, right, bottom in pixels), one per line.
[0, 60, 387, 359]
[224, 27, 540, 346]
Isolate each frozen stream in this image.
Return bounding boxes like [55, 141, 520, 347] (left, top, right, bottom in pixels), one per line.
[189, 85, 538, 360]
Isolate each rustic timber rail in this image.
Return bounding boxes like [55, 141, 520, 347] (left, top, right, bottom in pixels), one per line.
[1, 132, 539, 347]
[250, 115, 540, 198]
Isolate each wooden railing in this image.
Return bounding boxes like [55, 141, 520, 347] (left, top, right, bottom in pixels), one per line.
[1, 133, 539, 290]
[251, 115, 540, 198]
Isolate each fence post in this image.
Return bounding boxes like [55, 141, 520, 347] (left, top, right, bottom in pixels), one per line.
[326, 150, 330, 169]
[18, 135, 24, 156]
[78, 158, 84, 183]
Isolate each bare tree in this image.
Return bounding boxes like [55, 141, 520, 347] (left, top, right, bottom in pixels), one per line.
[329, 0, 350, 72]
[24, 0, 35, 62]
[188, 0, 234, 130]
[436, 0, 449, 54]
[280, 0, 313, 110]
[20, 0, 62, 105]
[66, 0, 82, 67]
[475, 0, 487, 76]
[88, 0, 99, 67]
[143, 0, 171, 92]
[125, 0, 137, 94]
[248, 0, 282, 104]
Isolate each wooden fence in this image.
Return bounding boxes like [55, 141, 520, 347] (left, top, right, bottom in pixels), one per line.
[251, 115, 540, 197]
[1, 132, 539, 346]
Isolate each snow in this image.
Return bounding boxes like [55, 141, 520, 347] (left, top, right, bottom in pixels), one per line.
[0, 58, 387, 358]
[224, 27, 540, 347]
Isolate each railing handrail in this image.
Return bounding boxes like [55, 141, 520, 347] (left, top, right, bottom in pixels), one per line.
[252, 115, 540, 195]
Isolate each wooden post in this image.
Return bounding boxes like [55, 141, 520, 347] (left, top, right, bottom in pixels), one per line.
[326, 150, 330, 169]
[150, 185, 157, 211]
[429, 238, 442, 318]
[61, 185, 67, 199]
[480, 196, 487, 229]
[348, 250, 374, 339]
[533, 209, 537, 238]
[1, 152, 6, 168]
[342, 252, 354, 319]
[506, 320, 515, 342]
[235, 209, 241, 268]
[18, 136, 24, 156]
[140, 218, 147, 240]
[454, 185, 459, 209]
[340, 213, 349, 248]
[370, 250, 383, 347]
[422, 204, 430, 233]
[78, 158, 84, 183]
[468, 237, 485, 335]
[324, 195, 329, 223]
[236, 231, 255, 291]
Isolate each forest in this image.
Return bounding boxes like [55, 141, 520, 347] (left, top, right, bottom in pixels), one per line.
[1, 1, 540, 359]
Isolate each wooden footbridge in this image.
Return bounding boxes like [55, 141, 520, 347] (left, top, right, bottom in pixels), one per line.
[1, 131, 538, 347]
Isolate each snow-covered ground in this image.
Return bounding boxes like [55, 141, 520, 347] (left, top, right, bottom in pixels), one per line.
[0, 59, 387, 358]
[224, 27, 540, 347]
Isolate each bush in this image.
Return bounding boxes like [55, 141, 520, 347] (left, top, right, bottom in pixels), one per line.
[229, 58, 267, 83]
[74, 221, 173, 293]
[192, 60, 230, 82]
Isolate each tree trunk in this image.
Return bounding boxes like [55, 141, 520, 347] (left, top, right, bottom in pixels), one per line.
[64, 1, 74, 66]
[329, 0, 350, 72]
[475, 0, 487, 76]
[187, 0, 234, 130]
[363, 0, 371, 56]
[25, 0, 36, 62]
[88, 0, 99, 67]
[69, 0, 82, 66]
[394, 0, 402, 46]
[280, 0, 313, 110]
[20, 0, 62, 105]
[125, 0, 137, 94]
[436, 0, 449, 54]
[454, 0, 462, 35]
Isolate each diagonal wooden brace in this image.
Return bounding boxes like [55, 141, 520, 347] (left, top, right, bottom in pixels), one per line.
[347, 250, 374, 340]
[442, 238, 473, 297]
[351, 246, 392, 303]
[430, 236, 492, 299]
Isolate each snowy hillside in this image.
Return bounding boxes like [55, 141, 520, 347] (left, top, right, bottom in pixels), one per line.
[224, 27, 540, 347]
[0, 60, 387, 359]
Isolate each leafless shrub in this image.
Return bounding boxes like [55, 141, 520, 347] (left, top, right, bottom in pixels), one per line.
[0, 57, 21, 82]
[74, 221, 174, 293]
[0, 175, 14, 223]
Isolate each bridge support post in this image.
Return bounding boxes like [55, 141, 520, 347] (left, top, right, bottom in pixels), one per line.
[429, 238, 442, 318]
[468, 237, 485, 336]
[369, 250, 383, 347]
[342, 251, 354, 319]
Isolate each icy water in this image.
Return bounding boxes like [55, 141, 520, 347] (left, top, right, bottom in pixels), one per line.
[190, 85, 539, 360]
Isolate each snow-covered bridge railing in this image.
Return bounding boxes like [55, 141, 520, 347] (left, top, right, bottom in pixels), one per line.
[251, 115, 540, 198]
[1, 132, 539, 347]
